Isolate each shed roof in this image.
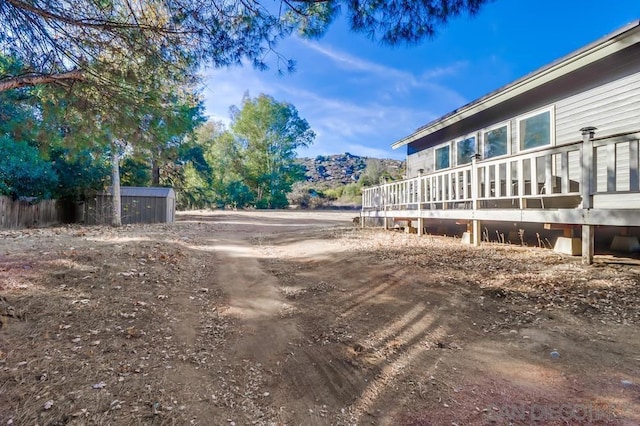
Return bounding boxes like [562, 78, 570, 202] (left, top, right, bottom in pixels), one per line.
[392, 19, 640, 150]
[102, 186, 175, 198]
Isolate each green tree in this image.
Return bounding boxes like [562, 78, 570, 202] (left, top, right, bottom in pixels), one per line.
[0, 136, 58, 199]
[230, 94, 314, 208]
[120, 156, 152, 187]
[340, 182, 363, 205]
[47, 57, 202, 225]
[201, 124, 251, 208]
[358, 158, 402, 187]
[1, 60, 110, 201]
[173, 162, 213, 210]
[50, 147, 109, 201]
[359, 159, 386, 187]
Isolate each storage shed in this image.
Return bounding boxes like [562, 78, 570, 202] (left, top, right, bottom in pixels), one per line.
[83, 186, 176, 225]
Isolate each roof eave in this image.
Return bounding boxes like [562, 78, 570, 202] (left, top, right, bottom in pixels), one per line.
[392, 20, 640, 150]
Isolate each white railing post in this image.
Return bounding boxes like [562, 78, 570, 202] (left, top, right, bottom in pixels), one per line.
[505, 161, 512, 197]
[581, 127, 596, 209]
[418, 171, 424, 236]
[580, 126, 597, 265]
[471, 154, 480, 210]
[471, 154, 481, 246]
[630, 139, 640, 192]
[545, 154, 553, 195]
[561, 152, 569, 194]
[607, 143, 617, 192]
[530, 157, 538, 196]
[518, 158, 525, 209]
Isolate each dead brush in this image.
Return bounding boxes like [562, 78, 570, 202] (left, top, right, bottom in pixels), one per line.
[280, 286, 307, 299]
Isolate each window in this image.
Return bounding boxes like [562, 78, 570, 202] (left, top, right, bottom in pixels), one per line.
[456, 136, 476, 165]
[518, 109, 552, 150]
[483, 125, 508, 159]
[435, 145, 450, 170]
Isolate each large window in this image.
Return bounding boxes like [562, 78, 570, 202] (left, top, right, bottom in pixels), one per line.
[435, 145, 450, 170]
[519, 110, 552, 150]
[456, 136, 476, 165]
[483, 125, 508, 158]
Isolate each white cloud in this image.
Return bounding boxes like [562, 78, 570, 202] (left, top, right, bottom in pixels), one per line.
[301, 39, 468, 92]
[420, 61, 469, 80]
[273, 85, 432, 156]
[202, 66, 272, 123]
[201, 40, 466, 159]
[302, 41, 414, 81]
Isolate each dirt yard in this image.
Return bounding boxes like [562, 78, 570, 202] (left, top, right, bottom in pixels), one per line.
[1, 210, 640, 425]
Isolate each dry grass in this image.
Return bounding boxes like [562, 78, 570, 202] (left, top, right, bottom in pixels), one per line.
[2, 214, 640, 425]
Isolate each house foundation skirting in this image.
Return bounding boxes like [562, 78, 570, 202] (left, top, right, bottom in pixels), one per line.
[360, 208, 640, 265]
[361, 208, 640, 227]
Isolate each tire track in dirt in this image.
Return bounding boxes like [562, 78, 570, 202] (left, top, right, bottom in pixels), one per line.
[159, 213, 354, 424]
[209, 238, 302, 364]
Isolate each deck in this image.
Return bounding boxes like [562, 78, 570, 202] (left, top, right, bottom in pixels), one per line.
[361, 131, 640, 263]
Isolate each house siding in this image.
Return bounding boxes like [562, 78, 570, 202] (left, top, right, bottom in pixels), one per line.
[405, 74, 640, 179]
[406, 147, 435, 177]
[555, 71, 640, 145]
[404, 43, 640, 179]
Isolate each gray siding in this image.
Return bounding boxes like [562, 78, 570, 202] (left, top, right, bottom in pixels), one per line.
[404, 43, 640, 178]
[556, 71, 640, 145]
[406, 148, 434, 177]
[83, 187, 175, 225]
[406, 69, 640, 179]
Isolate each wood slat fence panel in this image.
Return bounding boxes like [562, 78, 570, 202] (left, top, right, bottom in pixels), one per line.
[0, 196, 62, 229]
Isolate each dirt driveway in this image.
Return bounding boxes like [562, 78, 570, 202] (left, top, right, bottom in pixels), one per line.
[1, 210, 640, 425]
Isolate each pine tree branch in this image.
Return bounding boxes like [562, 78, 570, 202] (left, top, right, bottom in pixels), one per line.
[0, 70, 85, 91]
[5, 0, 172, 32]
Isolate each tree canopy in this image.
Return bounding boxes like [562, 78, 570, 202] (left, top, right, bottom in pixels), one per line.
[1, 0, 491, 94]
[0, 0, 490, 213]
[230, 93, 314, 208]
[0, 49, 203, 203]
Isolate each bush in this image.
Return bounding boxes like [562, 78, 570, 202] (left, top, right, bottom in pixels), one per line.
[0, 136, 58, 199]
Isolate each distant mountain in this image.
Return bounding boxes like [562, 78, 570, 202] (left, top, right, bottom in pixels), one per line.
[296, 153, 404, 186]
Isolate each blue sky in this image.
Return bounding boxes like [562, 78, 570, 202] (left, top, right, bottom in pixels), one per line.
[203, 1, 640, 160]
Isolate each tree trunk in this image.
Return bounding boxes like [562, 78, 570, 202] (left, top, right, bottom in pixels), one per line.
[151, 153, 160, 186]
[111, 141, 122, 227]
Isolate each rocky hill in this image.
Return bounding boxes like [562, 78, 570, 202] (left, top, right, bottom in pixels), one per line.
[296, 153, 404, 186]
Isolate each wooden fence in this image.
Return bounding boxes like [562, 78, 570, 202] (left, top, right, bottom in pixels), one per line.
[0, 196, 63, 229]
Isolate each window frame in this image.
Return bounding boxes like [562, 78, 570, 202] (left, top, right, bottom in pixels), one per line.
[516, 106, 555, 153]
[455, 134, 477, 166]
[482, 122, 510, 160]
[434, 142, 451, 171]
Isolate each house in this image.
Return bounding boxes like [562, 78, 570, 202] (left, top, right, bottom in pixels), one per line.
[361, 20, 640, 264]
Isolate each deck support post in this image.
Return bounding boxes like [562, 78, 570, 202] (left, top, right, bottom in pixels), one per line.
[472, 219, 481, 247]
[418, 217, 424, 236]
[384, 216, 391, 230]
[582, 224, 594, 265]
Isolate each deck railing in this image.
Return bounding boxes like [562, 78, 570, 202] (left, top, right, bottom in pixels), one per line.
[363, 132, 640, 212]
